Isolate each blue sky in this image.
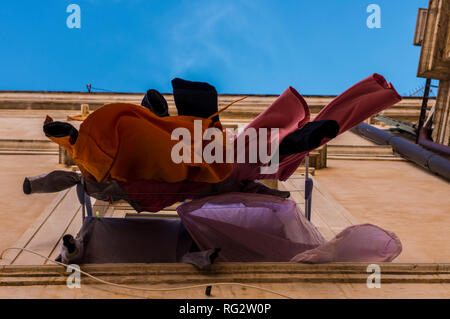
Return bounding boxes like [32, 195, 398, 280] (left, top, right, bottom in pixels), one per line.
[0, 0, 430, 95]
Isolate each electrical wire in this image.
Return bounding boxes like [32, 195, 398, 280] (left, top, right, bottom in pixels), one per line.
[0, 247, 293, 299]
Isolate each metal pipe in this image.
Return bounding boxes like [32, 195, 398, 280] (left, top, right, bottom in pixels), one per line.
[416, 78, 431, 144]
[304, 153, 309, 220]
[304, 153, 313, 221]
[353, 123, 450, 181]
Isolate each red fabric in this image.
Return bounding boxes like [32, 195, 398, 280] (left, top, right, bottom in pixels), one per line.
[225, 86, 310, 181]
[119, 180, 210, 212]
[229, 73, 402, 181]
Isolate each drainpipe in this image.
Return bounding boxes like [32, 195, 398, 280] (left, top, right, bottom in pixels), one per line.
[416, 78, 432, 144]
[352, 123, 450, 181]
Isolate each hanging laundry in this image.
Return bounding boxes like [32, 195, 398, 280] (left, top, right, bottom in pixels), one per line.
[177, 192, 326, 262]
[177, 193, 402, 263]
[119, 178, 290, 212]
[23, 170, 134, 205]
[44, 103, 233, 183]
[172, 78, 220, 122]
[141, 89, 169, 117]
[25, 75, 405, 265]
[57, 194, 402, 264]
[60, 234, 83, 264]
[41, 73, 401, 210]
[23, 170, 290, 212]
[58, 216, 222, 269]
[290, 224, 402, 263]
[279, 120, 340, 155]
[59, 217, 194, 264]
[227, 73, 402, 181]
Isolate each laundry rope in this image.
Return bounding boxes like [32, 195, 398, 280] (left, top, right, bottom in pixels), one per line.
[90, 86, 115, 92]
[0, 247, 293, 299]
[207, 96, 248, 120]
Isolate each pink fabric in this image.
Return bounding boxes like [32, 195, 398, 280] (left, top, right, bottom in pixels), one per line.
[177, 194, 402, 263]
[230, 73, 402, 181]
[226, 86, 310, 181]
[243, 86, 311, 135]
[177, 193, 325, 262]
[290, 224, 402, 263]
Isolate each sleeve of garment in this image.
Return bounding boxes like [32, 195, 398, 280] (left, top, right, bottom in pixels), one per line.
[23, 170, 81, 194]
[225, 86, 310, 181]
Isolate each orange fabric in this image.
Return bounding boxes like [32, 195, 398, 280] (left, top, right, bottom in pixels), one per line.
[47, 103, 233, 183]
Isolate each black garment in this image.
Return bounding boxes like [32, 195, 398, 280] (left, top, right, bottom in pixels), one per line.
[43, 121, 78, 144]
[23, 170, 132, 205]
[24, 170, 290, 213]
[141, 89, 169, 117]
[171, 78, 219, 122]
[279, 120, 340, 155]
[62, 234, 77, 254]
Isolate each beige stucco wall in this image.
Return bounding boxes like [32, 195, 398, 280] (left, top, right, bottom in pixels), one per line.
[314, 159, 450, 263]
[0, 155, 61, 254]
